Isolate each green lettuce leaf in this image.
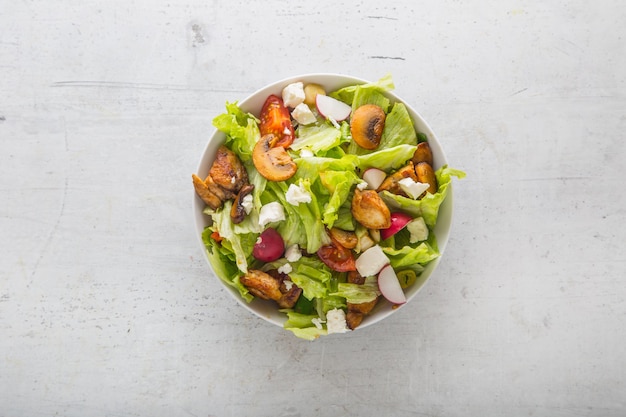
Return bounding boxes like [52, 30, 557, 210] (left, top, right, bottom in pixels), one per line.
[357, 144, 417, 171]
[378, 103, 418, 149]
[292, 123, 342, 153]
[331, 276, 381, 304]
[319, 170, 360, 228]
[330, 73, 395, 106]
[201, 227, 254, 302]
[212, 102, 260, 162]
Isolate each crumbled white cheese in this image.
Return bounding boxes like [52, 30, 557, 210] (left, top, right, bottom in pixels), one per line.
[291, 103, 317, 125]
[299, 148, 314, 158]
[285, 183, 312, 206]
[282, 82, 305, 108]
[407, 217, 429, 243]
[311, 317, 325, 330]
[326, 308, 349, 334]
[355, 244, 389, 277]
[283, 280, 294, 291]
[284, 244, 302, 262]
[278, 263, 293, 275]
[241, 194, 254, 215]
[356, 181, 368, 190]
[398, 177, 430, 200]
[283, 127, 291, 135]
[258, 202, 285, 228]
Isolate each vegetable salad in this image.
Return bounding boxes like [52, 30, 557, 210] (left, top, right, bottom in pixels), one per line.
[194, 74, 464, 340]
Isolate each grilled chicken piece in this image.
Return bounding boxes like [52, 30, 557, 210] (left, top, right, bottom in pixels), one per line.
[346, 298, 379, 330]
[193, 145, 252, 223]
[209, 145, 249, 193]
[351, 189, 391, 229]
[192, 174, 223, 210]
[240, 269, 302, 309]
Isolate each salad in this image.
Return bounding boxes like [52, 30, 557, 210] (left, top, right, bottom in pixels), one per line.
[193, 74, 464, 340]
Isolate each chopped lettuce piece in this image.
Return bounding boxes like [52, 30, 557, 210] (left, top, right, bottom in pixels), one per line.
[332, 276, 381, 304]
[212, 102, 260, 162]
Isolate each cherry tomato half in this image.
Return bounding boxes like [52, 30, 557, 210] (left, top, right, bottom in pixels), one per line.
[259, 95, 295, 149]
[317, 237, 356, 272]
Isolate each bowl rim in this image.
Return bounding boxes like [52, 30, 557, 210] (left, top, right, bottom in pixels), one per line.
[193, 73, 454, 332]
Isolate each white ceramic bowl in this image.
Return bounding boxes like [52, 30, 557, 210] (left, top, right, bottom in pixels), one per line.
[193, 73, 454, 332]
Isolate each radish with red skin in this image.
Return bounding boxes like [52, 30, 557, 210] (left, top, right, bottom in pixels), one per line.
[253, 228, 285, 262]
[380, 212, 413, 240]
[315, 94, 352, 122]
[362, 168, 386, 190]
[378, 265, 407, 305]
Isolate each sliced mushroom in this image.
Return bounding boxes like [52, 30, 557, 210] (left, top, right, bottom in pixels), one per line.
[252, 134, 297, 181]
[412, 141, 434, 166]
[230, 184, 255, 224]
[377, 162, 419, 196]
[350, 104, 386, 150]
[351, 189, 391, 229]
[329, 227, 358, 249]
[415, 162, 438, 194]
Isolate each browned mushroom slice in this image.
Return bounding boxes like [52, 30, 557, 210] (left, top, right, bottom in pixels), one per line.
[412, 141, 434, 166]
[230, 184, 254, 224]
[376, 162, 419, 196]
[329, 227, 358, 249]
[192, 174, 222, 210]
[209, 145, 249, 193]
[350, 104, 386, 150]
[252, 134, 297, 181]
[351, 189, 391, 229]
[415, 162, 438, 194]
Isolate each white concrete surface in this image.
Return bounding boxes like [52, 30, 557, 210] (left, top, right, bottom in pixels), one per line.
[1, 1, 625, 416]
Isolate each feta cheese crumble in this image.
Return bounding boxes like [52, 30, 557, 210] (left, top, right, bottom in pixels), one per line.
[299, 148, 314, 158]
[291, 103, 317, 125]
[407, 217, 429, 243]
[311, 317, 325, 330]
[277, 263, 293, 275]
[258, 202, 285, 228]
[285, 183, 312, 206]
[282, 82, 305, 108]
[241, 194, 253, 215]
[284, 244, 302, 262]
[355, 244, 389, 277]
[398, 177, 430, 200]
[326, 308, 349, 334]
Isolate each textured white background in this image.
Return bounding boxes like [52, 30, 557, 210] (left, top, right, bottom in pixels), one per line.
[1, 1, 625, 416]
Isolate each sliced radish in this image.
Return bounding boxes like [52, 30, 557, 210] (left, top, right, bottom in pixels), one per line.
[355, 244, 389, 277]
[316, 94, 352, 122]
[380, 212, 413, 240]
[362, 168, 386, 190]
[252, 228, 285, 262]
[378, 265, 407, 305]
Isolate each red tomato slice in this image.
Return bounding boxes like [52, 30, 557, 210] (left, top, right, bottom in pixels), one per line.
[317, 237, 356, 272]
[259, 95, 295, 149]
